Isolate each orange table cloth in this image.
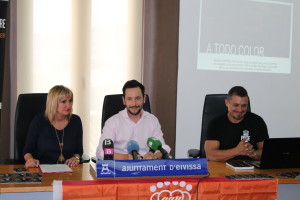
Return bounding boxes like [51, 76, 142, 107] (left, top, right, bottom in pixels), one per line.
[61, 177, 278, 200]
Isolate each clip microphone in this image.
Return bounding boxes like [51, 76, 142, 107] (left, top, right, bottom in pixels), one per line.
[103, 139, 114, 160]
[147, 137, 172, 159]
[127, 140, 140, 160]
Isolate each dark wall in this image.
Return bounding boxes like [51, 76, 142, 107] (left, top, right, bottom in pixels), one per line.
[142, 0, 179, 158]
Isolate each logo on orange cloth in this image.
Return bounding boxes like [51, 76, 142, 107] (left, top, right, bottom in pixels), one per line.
[150, 181, 193, 200]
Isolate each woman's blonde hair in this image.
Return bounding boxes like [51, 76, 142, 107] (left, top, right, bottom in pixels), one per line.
[45, 85, 73, 123]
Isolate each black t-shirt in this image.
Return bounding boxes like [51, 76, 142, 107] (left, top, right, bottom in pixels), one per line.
[23, 113, 83, 164]
[206, 112, 269, 160]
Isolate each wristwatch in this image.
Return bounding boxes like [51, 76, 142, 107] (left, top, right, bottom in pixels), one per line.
[74, 155, 80, 162]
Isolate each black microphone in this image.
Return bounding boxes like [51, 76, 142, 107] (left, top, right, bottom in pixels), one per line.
[147, 137, 172, 159]
[103, 139, 114, 160]
[127, 140, 140, 160]
[149, 148, 155, 153]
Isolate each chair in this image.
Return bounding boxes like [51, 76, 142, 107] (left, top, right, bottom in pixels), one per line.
[12, 93, 89, 164]
[14, 93, 48, 163]
[92, 94, 151, 162]
[101, 94, 151, 129]
[188, 94, 251, 158]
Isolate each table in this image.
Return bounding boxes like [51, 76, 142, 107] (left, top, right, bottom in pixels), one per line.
[0, 162, 299, 199]
[0, 163, 94, 193]
[0, 164, 94, 200]
[208, 161, 300, 200]
[208, 161, 300, 184]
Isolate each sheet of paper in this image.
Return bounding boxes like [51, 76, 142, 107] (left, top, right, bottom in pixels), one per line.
[39, 164, 72, 173]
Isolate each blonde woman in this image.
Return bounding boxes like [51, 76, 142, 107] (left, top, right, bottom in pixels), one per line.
[23, 85, 83, 167]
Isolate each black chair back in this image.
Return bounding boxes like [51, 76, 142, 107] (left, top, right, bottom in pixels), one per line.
[14, 93, 47, 163]
[199, 94, 251, 158]
[101, 94, 151, 129]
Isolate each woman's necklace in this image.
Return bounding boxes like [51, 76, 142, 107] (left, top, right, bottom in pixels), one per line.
[54, 128, 65, 164]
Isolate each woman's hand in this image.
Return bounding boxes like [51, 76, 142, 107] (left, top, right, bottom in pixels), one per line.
[24, 153, 40, 168]
[65, 156, 80, 167]
[25, 158, 40, 168]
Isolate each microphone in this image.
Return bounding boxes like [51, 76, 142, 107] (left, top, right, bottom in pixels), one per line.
[147, 137, 172, 159]
[103, 139, 114, 160]
[127, 140, 140, 160]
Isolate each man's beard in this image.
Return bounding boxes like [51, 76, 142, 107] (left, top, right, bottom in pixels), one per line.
[128, 105, 143, 116]
[232, 111, 245, 120]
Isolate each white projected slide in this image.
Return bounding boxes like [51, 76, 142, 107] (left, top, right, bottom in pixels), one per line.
[197, 0, 293, 74]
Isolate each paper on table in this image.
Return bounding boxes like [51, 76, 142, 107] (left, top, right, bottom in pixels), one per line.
[39, 164, 73, 173]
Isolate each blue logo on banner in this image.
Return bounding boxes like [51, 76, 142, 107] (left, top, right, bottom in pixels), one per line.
[95, 158, 208, 177]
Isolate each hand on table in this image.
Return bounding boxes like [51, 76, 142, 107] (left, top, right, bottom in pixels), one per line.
[65, 157, 80, 167]
[25, 158, 40, 168]
[143, 152, 158, 159]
